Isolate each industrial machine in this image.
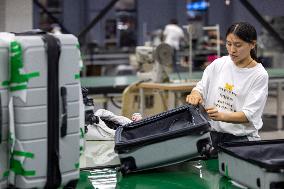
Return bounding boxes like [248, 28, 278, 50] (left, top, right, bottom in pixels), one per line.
[135, 43, 173, 83]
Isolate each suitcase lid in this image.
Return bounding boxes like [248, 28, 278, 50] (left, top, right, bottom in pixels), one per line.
[219, 139, 284, 172]
[115, 104, 211, 153]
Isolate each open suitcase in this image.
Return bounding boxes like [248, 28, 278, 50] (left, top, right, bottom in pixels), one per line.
[0, 36, 9, 189]
[115, 104, 211, 175]
[0, 32, 82, 188]
[218, 140, 284, 189]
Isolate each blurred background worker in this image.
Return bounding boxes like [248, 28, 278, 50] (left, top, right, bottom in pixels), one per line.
[163, 18, 185, 51]
[163, 19, 185, 76]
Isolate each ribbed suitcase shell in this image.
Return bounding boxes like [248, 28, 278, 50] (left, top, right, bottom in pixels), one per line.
[115, 104, 211, 174]
[0, 38, 9, 189]
[218, 140, 284, 189]
[5, 34, 81, 188]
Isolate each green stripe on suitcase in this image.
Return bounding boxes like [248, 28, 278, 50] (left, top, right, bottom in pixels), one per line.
[2, 41, 40, 91]
[10, 159, 36, 176]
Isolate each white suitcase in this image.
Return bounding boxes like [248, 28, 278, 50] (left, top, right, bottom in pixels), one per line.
[218, 140, 284, 189]
[1, 32, 82, 188]
[0, 35, 9, 189]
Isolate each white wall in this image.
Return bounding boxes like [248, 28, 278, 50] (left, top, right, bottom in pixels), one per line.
[0, 0, 33, 32]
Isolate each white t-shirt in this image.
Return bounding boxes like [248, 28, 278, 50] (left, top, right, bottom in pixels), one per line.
[193, 56, 268, 138]
[163, 24, 184, 50]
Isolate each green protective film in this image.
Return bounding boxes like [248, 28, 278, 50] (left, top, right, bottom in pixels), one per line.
[75, 162, 80, 169]
[13, 150, 34, 159]
[3, 41, 39, 91]
[80, 128, 85, 139]
[1, 80, 9, 86]
[75, 73, 80, 80]
[10, 159, 36, 176]
[3, 170, 9, 177]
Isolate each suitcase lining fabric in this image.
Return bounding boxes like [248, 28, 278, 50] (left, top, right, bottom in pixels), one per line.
[115, 105, 210, 152]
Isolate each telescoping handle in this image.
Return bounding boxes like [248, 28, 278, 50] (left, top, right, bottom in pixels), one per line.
[60, 87, 67, 137]
[14, 29, 47, 36]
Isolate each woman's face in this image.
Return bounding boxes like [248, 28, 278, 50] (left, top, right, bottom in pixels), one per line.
[226, 33, 255, 63]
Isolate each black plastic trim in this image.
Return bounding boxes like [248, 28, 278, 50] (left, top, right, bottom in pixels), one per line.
[270, 181, 284, 189]
[61, 87, 67, 138]
[42, 34, 62, 189]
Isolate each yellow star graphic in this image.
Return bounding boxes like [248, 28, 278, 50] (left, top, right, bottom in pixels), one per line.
[225, 83, 234, 91]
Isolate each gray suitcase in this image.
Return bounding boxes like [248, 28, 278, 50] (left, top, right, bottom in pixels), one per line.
[2, 32, 81, 188]
[0, 37, 9, 189]
[218, 140, 284, 189]
[115, 104, 211, 175]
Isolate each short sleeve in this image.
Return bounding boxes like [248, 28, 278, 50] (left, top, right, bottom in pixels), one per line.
[242, 73, 269, 129]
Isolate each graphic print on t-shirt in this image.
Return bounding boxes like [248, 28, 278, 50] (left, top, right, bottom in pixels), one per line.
[214, 82, 237, 112]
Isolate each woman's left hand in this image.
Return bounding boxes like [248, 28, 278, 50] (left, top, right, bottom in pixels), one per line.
[206, 106, 224, 121]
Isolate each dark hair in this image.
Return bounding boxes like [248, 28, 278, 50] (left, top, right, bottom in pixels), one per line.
[226, 22, 258, 61]
[170, 19, 178, 25]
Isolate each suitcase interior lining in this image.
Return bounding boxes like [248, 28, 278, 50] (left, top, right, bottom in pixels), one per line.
[121, 111, 194, 140]
[120, 108, 209, 142]
[115, 105, 210, 152]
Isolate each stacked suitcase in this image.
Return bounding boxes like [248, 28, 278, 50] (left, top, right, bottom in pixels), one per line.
[115, 104, 212, 174]
[0, 32, 82, 188]
[218, 140, 284, 189]
[0, 35, 9, 189]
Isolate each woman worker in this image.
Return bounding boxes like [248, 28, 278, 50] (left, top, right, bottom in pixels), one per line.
[186, 22, 268, 147]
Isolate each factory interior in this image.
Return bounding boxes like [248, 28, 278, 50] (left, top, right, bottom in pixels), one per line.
[0, 0, 284, 188]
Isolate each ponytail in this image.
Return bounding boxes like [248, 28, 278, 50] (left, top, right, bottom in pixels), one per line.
[250, 45, 258, 62]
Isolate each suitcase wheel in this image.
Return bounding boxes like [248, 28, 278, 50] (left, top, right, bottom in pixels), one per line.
[63, 179, 78, 189]
[120, 163, 131, 175]
[120, 157, 137, 175]
[196, 138, 217, 158]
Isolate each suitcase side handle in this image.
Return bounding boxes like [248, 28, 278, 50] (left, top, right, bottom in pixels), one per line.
[61, 86, 67, 137]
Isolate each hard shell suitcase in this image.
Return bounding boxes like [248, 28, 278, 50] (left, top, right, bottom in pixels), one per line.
[0, 35, 9, 189]
[2, 32, 82, 188]
[115, 104, 211, 174]
[218, 140, 284, 189]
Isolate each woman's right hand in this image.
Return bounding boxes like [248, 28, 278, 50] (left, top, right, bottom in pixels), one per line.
[186, 90, 203, 105]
